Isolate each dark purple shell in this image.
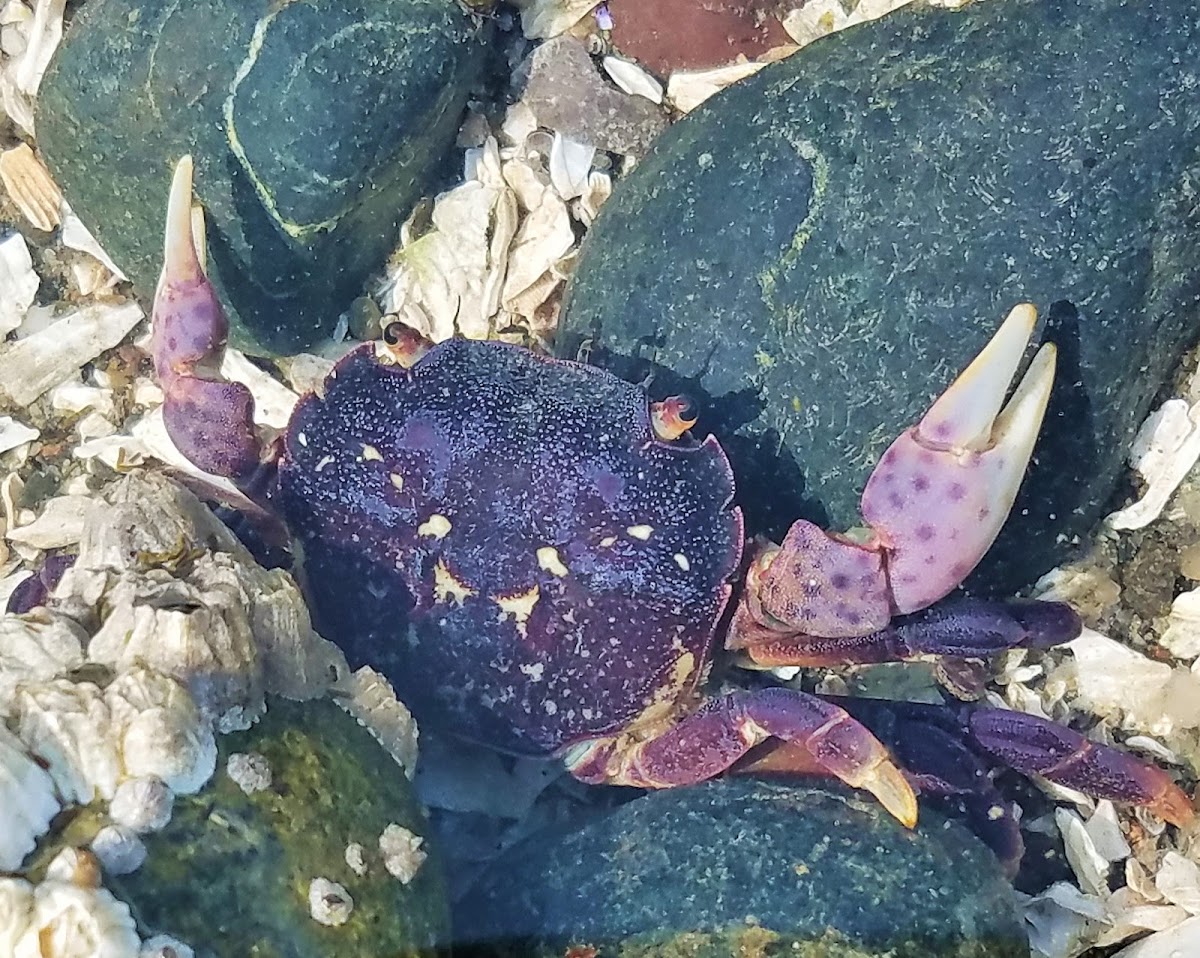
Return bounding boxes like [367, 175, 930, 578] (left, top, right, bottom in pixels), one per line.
[276, 339, 742, 756]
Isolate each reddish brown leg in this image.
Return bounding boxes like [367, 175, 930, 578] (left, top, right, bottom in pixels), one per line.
[566, 687, 918, 826]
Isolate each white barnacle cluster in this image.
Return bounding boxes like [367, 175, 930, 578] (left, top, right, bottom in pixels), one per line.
[0, 472, 350, 952]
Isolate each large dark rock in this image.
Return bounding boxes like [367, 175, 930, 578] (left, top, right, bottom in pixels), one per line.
[458, 779, 1028, 957]
[38, 0, 486, 355]
[558, 0, 1200, 592]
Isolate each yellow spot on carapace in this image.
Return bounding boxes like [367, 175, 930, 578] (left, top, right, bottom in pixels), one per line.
[673, 553, 690, 572]
[626, 525, 653, 541]
[599, 536, 617, 548]
[361, 444, 383, 461]
[494, 585, 541, 638]
[754, 349, 776, 369]
[389, 473, 404, 492]
[792, 397, 803, 414]
[418, 514, 452, 538]
[537, 546, 569, 577]
[433, 558, 475, 606]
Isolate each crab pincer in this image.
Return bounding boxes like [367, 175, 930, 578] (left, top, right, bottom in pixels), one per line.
[732, 304, 1059, 652]
[150, 156, 262, 484]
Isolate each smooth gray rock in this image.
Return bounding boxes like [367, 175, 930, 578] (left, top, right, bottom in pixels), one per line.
[38, 0, 487, 355]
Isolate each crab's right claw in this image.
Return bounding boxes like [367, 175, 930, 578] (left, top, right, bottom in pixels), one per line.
[151, 156, 260, 481]
[861, 303, 1057, 614]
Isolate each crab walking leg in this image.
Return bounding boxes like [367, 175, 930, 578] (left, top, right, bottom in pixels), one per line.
[736, 305, 1057, 643]
[969, 708, 1195, 826]
[151, 155, 261, 481]
[730, 597, 1081, 668]
[566, 687, 919, 827]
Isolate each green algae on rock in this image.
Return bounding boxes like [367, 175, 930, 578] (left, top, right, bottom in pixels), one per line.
[458, 779, 1028, 958]
[557, 0, 1200, 594]
[109, 696, 448, 957]
[37, 0, 486, 356]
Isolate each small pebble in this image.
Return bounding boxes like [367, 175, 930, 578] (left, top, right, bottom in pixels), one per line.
[379, 823, 427, 884]
[345, 841, 368, 876]
[91, 824, 148, 875]
[226, 752, 272, 794]
[308, 877, 354, 926]
[109, 777, 174, 833]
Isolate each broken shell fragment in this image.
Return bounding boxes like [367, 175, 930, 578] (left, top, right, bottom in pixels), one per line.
[0, 142, 62, 231]
[602, 55, 664, 103]
[0, 231, 38, 335]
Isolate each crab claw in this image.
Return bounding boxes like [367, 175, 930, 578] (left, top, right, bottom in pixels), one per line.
[863, 303, 1056, 613]
[151, 156, 260, 481]
[739, 305, 1056, 641]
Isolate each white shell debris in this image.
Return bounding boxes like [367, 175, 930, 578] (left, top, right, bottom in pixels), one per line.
[666, 60, 772, 114]
[1, 0, 67, 135]
[601, 56, 664, 104]
[514, 0, 600, 39]
[379, 126, 597, 345]
[0, 142, 62, 231]
[379, 824, 427, 884]
[1113, 916, 1200, 957]
[781, 0, 915, 49]
[75, 473, 346, 730]
[0, 300, 143, 405]
[1065, 629, 1200, 739]
[307, 878, 354, 927]
[91, 825, 148, 876]
[1161, 587, 1200, 660]
[6, 494, 96, 549]
[0, 879, 140, 958]
[60, 205, 127, 284]
[0, 415, 38, 455]
[227, 751, 272, 794]
[1108, 398, 1200, 530]
[0, 231, 38, 334]
[0, 613, 85, 711]
[0, 725, 60, 870]
[108, 778, 174, 834]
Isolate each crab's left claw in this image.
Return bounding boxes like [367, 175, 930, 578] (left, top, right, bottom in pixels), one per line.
[737, 305, 1056, 643]
[862, 303, 1056, 614]
[151, 156, 261, 482]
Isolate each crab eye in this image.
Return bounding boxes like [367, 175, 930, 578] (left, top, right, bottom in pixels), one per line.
[379, 321, 433, 368]
[382, 321, 405, 346]
[651, 395, 698, 441]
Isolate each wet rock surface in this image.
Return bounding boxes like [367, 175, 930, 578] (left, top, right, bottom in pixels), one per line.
[37, 0, 486, 356]
[557, 0, 1200, 593]
[458, 778, 1028, 957]
[108, 696, 448, 957]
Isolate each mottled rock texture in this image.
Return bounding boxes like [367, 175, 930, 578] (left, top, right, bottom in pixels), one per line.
[558, 0, 1200, 593]
[38, 0, 486, 355]
[458, 778, 1028, 957]
[110, 696, 448, 957]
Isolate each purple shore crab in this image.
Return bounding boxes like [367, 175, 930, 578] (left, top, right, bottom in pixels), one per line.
[151, 157, 1193, 862]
